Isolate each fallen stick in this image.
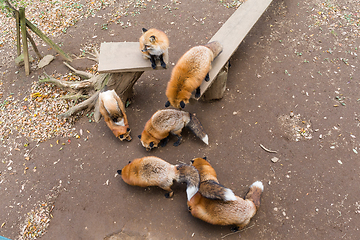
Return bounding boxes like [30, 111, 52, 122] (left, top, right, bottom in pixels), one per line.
[259, 144, 277, 153]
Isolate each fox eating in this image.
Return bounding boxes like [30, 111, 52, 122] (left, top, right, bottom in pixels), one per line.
[117, 156, 200, 199]
[139, 28, 169, 69]
[98, 90, 131, 141]
[165, 41, 223, 109]
[138, 109, 209, 151]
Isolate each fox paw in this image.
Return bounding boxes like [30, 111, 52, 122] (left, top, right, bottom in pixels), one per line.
[165, 192, 174, 198]
[161, 61, 166, 69]
[151, 62, 157, 69]
[230, 226, 239, 232]
[205, 73, 210, 82]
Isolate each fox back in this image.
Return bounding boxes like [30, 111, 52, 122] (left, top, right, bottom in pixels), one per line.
[188, 193, 257, 228]
[120, 156, 177, 189]
[98, 90, 131, 141]
[139, 109, 190, 150]
[165, 41, 223, 109]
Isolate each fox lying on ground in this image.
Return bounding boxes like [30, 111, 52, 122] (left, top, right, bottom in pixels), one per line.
[98, 90, 131, 141]
[188, 157, 264, 231]
[138, 109, 209, 151]
[139, 28, 169, 69]
[165, 41, 223, 109]
[117, 156, 200, 199]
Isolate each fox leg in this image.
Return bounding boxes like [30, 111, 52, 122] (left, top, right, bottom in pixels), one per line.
[173, 135, 182, 146]
[204, 72, 210, 82]
[159, 136, 170, 147]
[195, 86, 201, 98]
[159, 54, 166, 68]
[149, 54, 157, 69]
[161, 186, 174, 198]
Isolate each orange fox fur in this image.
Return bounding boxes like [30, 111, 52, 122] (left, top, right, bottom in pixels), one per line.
[98, 90, 131, 141]
[118, 156, 200, 199]
[138, 109, 208, 151]
[191, 157, 236, 201]
[139, 28, 169, 69]
[165, 41, 222, 109]
[188, 157, 264, 231]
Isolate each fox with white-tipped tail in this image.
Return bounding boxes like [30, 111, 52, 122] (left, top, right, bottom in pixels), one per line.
[188, 157, 264, 231]
[138, 109, 209, 151]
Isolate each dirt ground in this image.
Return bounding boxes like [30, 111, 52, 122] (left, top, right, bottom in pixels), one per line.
[1, 0, 360, 239]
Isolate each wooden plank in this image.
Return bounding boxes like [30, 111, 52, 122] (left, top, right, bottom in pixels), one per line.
[19, 8, 30, 76]
[198, 0, 273, 97]
[98, 42, 169, 73]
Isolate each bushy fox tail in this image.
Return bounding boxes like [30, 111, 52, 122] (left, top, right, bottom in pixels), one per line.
[199, 180, 237, 201]
[176, 164, 200, 201]
[205, 41, 223, 59]
[186, 113, 209, 145]
[245, 181, 264, 210]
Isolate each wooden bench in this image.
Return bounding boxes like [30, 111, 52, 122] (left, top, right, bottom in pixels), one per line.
[198, 0, 273, 100]
[97, 42, 168, 101]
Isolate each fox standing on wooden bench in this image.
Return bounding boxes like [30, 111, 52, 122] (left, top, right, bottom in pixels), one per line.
[98, 90, 131, 141]
[139, 28, 169, 69]
[165, 41, 223, 109]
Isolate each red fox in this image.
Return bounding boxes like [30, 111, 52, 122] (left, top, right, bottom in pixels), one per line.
[165, 41, 223, 109]
[188, 157, 264, 231]
[138, 109, 209, 151]
[117, 156, 200, 199]
[191, 157, 236, 201]
[98, 90, 131, 141]
[139, 28, 169, 69]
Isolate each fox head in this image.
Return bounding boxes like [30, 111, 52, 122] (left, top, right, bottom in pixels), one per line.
[138, 131, 160, 151]
[190, 157, 218, 182]
[112, 126, 132, 141]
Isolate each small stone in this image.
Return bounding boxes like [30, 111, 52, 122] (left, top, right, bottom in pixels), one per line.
[38, 55, 55, 69]
[271, 157, 279, 163]
[338, 160, 343, 165]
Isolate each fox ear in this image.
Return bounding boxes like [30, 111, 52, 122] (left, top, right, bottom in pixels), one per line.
[180, 101, 185, 109]
[142, 28, 148, 33]
[128, 161, 131, 164]
[117, 170, 122, 175]
[138, 135, 141, 139]
[149, 35, 156, 43]
[149, 142, 154, 148]
[127, 128, 130, 132]
[203, 156, 207, 160]
[190, 160, 195, 164]
[165, 101, 170, 107]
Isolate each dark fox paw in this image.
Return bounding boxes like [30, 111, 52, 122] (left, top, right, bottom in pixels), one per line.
[173, 141, 181, 147]
[205, 73, 210, 82]
[161, 61, 166, 69]
[165, 192, 174, 198]
[151, 62, 157, 69]
[230, 226, 239, 232]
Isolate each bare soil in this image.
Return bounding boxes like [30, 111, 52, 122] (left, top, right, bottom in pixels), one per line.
[1, 0, 360, 239]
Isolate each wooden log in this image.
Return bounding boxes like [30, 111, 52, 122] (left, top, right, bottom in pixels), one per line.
[26, 30, 42, 59]
[105, 72, 144, 102]
[19, 8, 30, 75]
[202, 62, 229, 101]
[15, 11, 21, 56]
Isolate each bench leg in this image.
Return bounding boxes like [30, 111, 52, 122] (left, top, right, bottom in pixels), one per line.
[202, 61, 229, 101]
